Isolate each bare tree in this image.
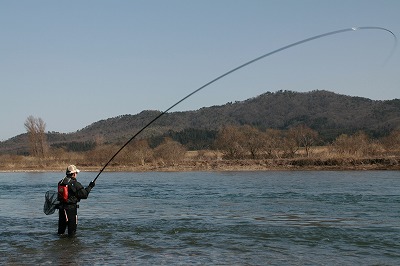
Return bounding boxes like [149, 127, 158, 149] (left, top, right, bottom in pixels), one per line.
[240, 125, 264, 159]
[122, 139, 153, 166]
[281, 133, 299, 158]
[330, 131, 377, 157]
[24, 116, 37, 156]
[381, 130, 400, 155]
[154, 138, 186, 164]
[263, 129, 283, 158]
[287, 124, 319, 157]
[84, 144, 116, 165]
[330, 134, 351, 155]
[24, 116, 48, 157]
[215, 125, 246, 159]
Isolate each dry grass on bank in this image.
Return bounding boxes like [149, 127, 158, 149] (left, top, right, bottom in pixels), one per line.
[1, 148, 400, 172]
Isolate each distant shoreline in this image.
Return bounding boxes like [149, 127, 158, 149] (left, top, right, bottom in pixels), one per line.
[1, 157, 400, 172]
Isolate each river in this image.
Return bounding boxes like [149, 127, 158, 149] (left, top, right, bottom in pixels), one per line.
[1, 171, 399, 265]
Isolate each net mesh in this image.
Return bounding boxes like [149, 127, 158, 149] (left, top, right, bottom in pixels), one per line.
[44, 190, 59, 215]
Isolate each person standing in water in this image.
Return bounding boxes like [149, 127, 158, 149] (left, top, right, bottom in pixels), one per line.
[57, 165, 95, 236]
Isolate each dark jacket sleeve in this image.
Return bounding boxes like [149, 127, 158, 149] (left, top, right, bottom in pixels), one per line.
[73, 181, 92, 200]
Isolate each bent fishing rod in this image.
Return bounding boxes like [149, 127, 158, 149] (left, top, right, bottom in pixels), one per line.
[92, 26, 397, 183]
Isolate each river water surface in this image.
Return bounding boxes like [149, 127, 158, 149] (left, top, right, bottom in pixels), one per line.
[0, 171, 399, 265]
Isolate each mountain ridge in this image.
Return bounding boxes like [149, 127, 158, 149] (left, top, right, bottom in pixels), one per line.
[1, 90, 399, 155]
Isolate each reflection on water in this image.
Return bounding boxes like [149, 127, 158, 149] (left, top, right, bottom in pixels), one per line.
[1, 171, 400, 265]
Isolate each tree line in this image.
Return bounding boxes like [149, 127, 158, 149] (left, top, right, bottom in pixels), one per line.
[21, 116, 400, 168]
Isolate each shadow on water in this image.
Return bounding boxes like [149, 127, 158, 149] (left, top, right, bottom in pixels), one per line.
[1, 216, 88, 265]
[41, 235, 86, 265]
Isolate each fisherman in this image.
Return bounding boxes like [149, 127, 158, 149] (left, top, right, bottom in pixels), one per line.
[57, 165, 95, 237]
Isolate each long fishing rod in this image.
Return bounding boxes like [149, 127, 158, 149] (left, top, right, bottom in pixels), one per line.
[92, 26, 396, 183]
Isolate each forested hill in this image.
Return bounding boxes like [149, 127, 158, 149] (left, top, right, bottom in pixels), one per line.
[1, 90, 400, 154]
[74, 90, 400, 140]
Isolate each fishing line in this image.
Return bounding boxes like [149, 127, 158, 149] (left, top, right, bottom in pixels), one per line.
[92, 26, 396, 183]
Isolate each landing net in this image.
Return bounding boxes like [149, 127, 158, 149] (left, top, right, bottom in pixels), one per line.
[43, 190, 59, 215]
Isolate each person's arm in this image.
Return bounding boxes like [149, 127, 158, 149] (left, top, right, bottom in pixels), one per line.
[75, 181, 94, 199]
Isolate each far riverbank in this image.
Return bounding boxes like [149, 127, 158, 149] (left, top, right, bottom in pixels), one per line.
[1, 157, 400, 172]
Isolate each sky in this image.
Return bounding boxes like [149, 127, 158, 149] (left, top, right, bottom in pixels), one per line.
[1, 0, 399, 141]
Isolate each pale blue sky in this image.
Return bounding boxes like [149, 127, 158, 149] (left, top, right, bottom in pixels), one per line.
[1, 0, 399, 141]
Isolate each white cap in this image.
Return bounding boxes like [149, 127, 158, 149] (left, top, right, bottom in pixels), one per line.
[66, 165, 80, 175]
